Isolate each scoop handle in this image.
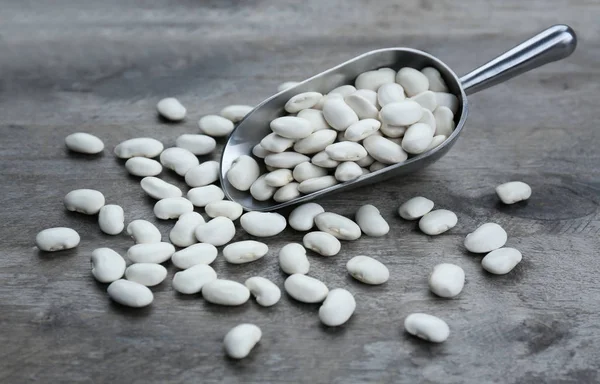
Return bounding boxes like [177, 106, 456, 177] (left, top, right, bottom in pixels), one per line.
[460, 25, 577, 95]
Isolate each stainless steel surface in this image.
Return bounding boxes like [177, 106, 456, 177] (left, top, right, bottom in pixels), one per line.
[220, 25, 577, 212]
[460, 24, 577, 95]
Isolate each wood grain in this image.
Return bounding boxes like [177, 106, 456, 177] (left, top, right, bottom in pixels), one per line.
[1, 1, 599, 383]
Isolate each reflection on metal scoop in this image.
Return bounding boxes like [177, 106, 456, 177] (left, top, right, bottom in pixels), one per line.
[220, 25, 576, 212]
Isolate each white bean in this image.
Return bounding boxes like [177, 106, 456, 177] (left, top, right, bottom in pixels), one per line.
[172, 264, 217, 294]
[184, 161, 219, 187]
[220, 105, 253, 123]
[355, 68, 396, 91]
[172, 243, 218, 269]
[402, 123, 434, 154]
[377, 83, 406, 106]
[418, 209, 457, 235]
[64, 189, 105, 215]
[410, 90, 437, 112]
[195, 216, 236, 246]
[288, 203, 324, 231]
[496, 181, 532, 204]
[159, 147, 199, 176]
[346, 255, 389, 285]
[334, 161, 363, 182]
[354, 89, 378, 106]
[125, 263, 167, 286]
[265, 169, 294, 187]
[363, 135, 408, 164]
[277, 81, 300, 92]
[252, 143, 273, 158]
[154, 197, 193, 220]
[125, 157, 162, 177]
[293, 129, 337, 154]
[398, 196, 434, 220]
[303, 231, 341, 256]
[202, 279, 250, 306]
[396, 67, 429, 97]
[434, 92, 459, 114]
[285, 92, 323, 113]
[91, 248, 126, 283]
[404, 313, 450, 343]
[421, 67, 449, 92]
[298, 175, 338, 194]
[98, 204, 125, 235]
[279, 243, 310, 274]
[380, 123, 406, 138]
[223, 324, 262, 359]
[114, 138, 164, 159]
[187, 185, 224, 207]
[425, 135, 447, 151]
[297, 108, 330, 131]
[265, 152, 310, 169]
[169, 211, 205, 247]
[226, 155, 260, 192]
[270, 116, 313, 139]
[482, 248, 522, 275]
[205, 201, 243, 221]
[319, 288, 356, 327]
[380, 100, 423, 126]
[250, 174, 277, 201]
[157, 97, 186, 121]
[311, 151, 340, 168]
[322, 97, 358, 131]
[36, 227, 80, 252]
[330, 84, 357, 97]
[429, 263, 465, 298]
[127, 242, 175, 264]
[175, 134, 216, 156]
[433, 106, 455, 137]
[344, 93, 379, 119]
[245, 277, 281, 306]
[107, 279, 153, 308]
[273, 182, 300, 202]
[369, 161, 387, 172]
[418, 108, 436, 132]
[344, 119, 381, 142]
[126, 220, 161, 243]
[325, 141, 367, 162]
[223, 241, 268, 264]
[355, 204, 389, 237]
[464, 223, 507, 253]
[198, 115, 235, 137]
[140, 177, 182, 200]
[356, 154, 375, 167]
[284, 274, 328, 303]
[260, 133, 295, 153]
[65, 132, 104, 154]
[240, 212, 287, 237]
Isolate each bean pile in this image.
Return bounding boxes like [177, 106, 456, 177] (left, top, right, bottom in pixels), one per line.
[35, 72, 531, 359]
[232, 66, 459, 203]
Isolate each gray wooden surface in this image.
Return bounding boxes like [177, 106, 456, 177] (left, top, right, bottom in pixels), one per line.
[1, 1, 599, 383]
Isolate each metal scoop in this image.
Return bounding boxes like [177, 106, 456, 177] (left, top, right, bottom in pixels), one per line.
[220, 24, 577, 212]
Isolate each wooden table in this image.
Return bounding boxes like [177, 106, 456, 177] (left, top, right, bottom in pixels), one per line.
[1, 1, 599, 383]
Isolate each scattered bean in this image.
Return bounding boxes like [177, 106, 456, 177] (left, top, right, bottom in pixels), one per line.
[153, 197, 194, 220]
[91, 248, 126, 283]
[98, 204, 125, 235]
[284, 274, 329, 303]
[126, 220, 161, 244]
[418, 209, 457, 235]
[355, 204, 389, 237]
[195, 216, 236, 246]
[172, 243, 218, 269]
[157, 97, 186, 121]
[114, 138, 164, 159]
[398, 196, 434, 220]
[125, 157, 163, 177]
[346, 255, 389, 285]
[404, 313, 449, 343]
[240, 211, 287, 237]
[187, 185, 224, 207]
[65, 132, 104, 154]
[288, 203, 325, 231]
[159, 147, 199, 176]
[202, 279, 250, 306]
[278, 243, 310, 274]
[205, 200, 243, 221]
[428, 263, 465, 298]
[140, 177, 182, 199]
[125, 263, 167, 287]
[64, 189, 105, 215]
[175, 134, 216, 155]
[107, 279, 153, 308]
[220, 105, 253, 123]
[127, 242, 175, 264]
[245, 276, 281, 306]
[496, 181, 532, 204]
[169, 211, 205, 247]
[172, 264, 217, 294]
[184, 161, 220, 187]
[319, 288, 356, 326]
[36, 227, 80, 252]
[198, 115, 235, 137]
[303, 231, 341, 256]
[481, 248, 522, 275]
[223, 324, 262, 359]
[315, 212, 361, 240]
[223, 240, 269, 264]
[464, 223, 507, 253]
